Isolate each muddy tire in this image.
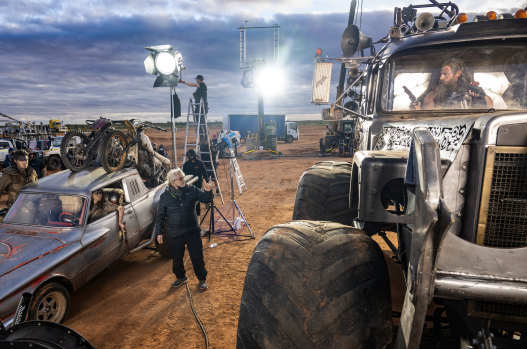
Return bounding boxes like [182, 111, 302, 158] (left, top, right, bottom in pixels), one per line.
[293, 161, 354, 225]
[60, 130, 91, 172]
[102, 130, 128, 173]
[28, 282, 70, 323]
[285, 135, 294, 143]
[237, 221, 392, 349]
[46, 155, 61, 171]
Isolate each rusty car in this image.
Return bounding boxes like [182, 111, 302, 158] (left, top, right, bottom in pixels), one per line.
[0, 167, 166, 328]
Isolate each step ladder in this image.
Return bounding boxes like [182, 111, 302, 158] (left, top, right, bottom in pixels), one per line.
[228, 148, 247, 194]
[182, 98, 224, 204]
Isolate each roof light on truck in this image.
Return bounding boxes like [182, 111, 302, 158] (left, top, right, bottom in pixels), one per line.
[454, 13, 468, 24]
[515, 9, 527, 18]
[485, 11, 497, 20]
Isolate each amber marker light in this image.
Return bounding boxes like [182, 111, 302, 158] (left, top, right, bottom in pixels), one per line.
[456, 13, 468, 23]
[515, 9, 527, 18]
[486, 11, 498, 20]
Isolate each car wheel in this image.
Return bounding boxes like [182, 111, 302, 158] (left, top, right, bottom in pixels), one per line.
[46, 155, 61, 171]
[285, 135, 294, 143]
[28, 282, 70, 323]
[237, 221, 392, 348]
[292, 161, 354, 225]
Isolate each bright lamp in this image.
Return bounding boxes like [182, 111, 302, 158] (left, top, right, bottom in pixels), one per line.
[144, 45, 185, 87]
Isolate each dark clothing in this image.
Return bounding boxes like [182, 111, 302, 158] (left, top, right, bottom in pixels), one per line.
[183, 158, 209, 216]
[4, 155, 13, 169]
[156, 184, 212, 282]
[193, 82, 208, 114]
[0, 166, 38, 208]
[29, 155, 46, 178]
[183, 159, 208, 189]
[167, 232, 207, 280]
[155, 184, 212, 237]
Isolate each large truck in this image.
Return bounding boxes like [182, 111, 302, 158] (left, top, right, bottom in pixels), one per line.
[237, 2, 527, 348]
[224, 114, 299, 143]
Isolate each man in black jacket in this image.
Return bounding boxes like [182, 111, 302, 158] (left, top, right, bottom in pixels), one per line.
[155, 168, 212, 290]
[182, 148, 208, 217]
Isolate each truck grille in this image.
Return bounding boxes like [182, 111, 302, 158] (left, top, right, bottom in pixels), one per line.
[469, 301, 527, 324]
[476, 146, 527, 248]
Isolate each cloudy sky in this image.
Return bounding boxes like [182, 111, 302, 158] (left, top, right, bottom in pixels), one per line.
[1, 0, 524, 124]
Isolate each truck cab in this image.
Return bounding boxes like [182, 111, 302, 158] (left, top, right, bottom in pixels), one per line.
[237, 3, 527, 348]
[285, 121, 299, 143]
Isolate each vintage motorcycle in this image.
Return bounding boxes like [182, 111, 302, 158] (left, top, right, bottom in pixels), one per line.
[60, 118, 171, 183]
[60, 117, 128, 172]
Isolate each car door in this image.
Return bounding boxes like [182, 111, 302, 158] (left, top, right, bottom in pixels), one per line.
[81, 184, 139, 281]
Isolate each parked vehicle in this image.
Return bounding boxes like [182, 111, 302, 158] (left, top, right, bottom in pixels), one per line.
[224, 114, 299, 143]
[237, 2, 527, 348]
[0, 167, 166, 328]
[319, 119, 357, 156]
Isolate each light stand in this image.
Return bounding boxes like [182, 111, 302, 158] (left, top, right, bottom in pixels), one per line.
[144, 44, 185, 168]
[170, 86, 177, 167]
[200, 152, 254, 239]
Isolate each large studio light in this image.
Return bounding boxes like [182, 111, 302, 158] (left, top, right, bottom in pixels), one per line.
[254, 64, 285, 97]
[144, 45, 184, 87]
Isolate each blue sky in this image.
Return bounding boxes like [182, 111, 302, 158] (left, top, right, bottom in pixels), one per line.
[0, 0, 524, 124]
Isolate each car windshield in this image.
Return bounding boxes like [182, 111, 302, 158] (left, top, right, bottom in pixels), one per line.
[380, 42, 527, 112]
[4, 193, 87, 227]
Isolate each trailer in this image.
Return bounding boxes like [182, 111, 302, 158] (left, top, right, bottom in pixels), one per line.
[224, 114, 299, 143]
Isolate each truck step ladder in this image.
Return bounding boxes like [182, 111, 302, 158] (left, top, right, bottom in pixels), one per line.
[228, 148, 247, 194]
[182, 98, 224, 204]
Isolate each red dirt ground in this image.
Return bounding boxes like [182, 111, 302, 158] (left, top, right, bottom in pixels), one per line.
[58, 124, 405, 348]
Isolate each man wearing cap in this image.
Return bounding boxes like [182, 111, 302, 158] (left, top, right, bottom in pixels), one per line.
[179, 75, 208, 114]
[0, 150, 38, 208]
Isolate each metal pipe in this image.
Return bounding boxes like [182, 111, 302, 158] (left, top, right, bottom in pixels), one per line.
[435, 274, 527, 304]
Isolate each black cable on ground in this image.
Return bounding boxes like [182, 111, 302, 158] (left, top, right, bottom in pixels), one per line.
[186, 283, 209, 349]
[180, 236, 252, 348]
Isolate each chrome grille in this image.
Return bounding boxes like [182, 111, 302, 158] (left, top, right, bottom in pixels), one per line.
[479, 148, 527, 248]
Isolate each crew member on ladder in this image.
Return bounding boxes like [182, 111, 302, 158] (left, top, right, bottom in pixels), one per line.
[179, 75, 208, 139]
[179, 74, 208, 115]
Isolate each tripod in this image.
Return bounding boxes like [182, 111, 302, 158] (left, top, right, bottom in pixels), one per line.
[199, 153, 254, 239]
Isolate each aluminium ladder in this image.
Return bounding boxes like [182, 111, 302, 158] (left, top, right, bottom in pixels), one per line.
[182, 98, 224, 204]
[228, 148, 247, 194]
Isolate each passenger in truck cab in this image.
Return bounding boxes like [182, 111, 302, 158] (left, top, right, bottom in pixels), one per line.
[417, 58, 494, 110]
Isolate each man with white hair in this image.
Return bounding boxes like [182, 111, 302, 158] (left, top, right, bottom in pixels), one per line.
[155, 168, 212, 290]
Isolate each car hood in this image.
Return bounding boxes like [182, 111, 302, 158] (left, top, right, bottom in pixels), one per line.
[0, 228, 69, 278]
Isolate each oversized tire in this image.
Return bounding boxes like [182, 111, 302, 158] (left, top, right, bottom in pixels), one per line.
[285, 134, 294, 143]
[293, 161, 354, 225]
[60, 130, 91, 172]
[28, 282, 70, 323]
[237, 221, 392, 349]
[102, 130, 128, 173]
[46, 155, 61, 171]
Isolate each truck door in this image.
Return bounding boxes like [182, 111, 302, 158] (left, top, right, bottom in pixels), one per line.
[286, 122, 299, 141]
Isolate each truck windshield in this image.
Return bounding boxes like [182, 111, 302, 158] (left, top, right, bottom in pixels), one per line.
[4, 193, 87, 227]
[52, 137, 63, 147]
[380, 42, 526, 112]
